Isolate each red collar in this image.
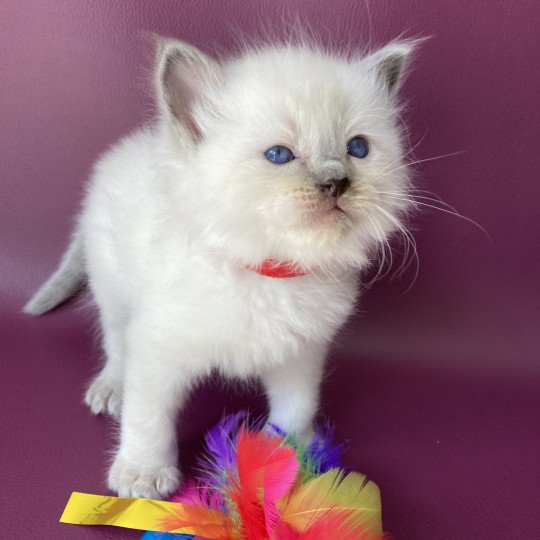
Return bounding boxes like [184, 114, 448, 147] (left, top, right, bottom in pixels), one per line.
[246, 259, 309, 279]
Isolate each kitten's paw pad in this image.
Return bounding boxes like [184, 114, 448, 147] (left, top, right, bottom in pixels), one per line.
[84, 375, 123, 418]
[108, 457, 181, 499]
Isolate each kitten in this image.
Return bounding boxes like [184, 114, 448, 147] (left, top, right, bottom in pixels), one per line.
[25, 37, 415, 499]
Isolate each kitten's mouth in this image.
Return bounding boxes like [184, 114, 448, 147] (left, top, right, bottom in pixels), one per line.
[316, 202, 349, 225]
[300, 198, 350, 228]
[329, 199, 348, 216]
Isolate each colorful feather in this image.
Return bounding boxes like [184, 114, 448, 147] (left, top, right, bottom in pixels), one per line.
[160, 487, 234, 539]
[304, 423, 344, 475]
[198, 412, 247, 490]
[280, 468, 382, 537]
[268, 419, 344, 482]
[274, 509, 380, 539]
[299, 510, 376, 539]
[173, 481, 226, 513]
[229, 428, 299, 538]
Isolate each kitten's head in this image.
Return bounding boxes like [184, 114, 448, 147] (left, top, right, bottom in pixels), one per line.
[156, 37, 416, 272]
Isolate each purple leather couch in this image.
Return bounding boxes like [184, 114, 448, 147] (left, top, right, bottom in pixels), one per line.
[2, 1, 539, 538]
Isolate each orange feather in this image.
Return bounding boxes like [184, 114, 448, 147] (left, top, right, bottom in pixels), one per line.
[160, 502, 235, 539]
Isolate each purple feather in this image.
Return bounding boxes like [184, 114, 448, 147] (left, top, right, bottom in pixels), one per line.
[267, 422, 287, 437]
[196, 411, 248, 489]
[205, 412, 246, 469]
[306, 421, 344, 473]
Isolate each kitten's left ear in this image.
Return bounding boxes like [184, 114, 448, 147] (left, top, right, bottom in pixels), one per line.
[364, 40, 419, 94]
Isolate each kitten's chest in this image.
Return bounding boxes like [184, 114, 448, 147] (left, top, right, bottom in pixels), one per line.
[207, 271, 358, 373]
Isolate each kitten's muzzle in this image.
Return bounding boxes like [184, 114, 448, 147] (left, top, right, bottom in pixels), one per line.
[316, 177, 351, 198]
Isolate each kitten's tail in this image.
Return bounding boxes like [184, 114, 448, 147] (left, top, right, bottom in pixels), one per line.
[23, 228, 86, 316]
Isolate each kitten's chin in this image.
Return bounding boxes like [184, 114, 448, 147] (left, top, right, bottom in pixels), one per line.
[270, 213, 368, 270]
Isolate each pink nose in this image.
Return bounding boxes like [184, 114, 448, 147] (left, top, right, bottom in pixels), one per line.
[316, 177, 350, 198]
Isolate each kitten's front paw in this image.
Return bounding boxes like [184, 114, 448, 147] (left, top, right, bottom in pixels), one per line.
[84, 373, 123, 418]
[108, 455, 181, 499]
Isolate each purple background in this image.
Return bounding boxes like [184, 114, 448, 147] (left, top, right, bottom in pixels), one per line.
[1, 1, 539, 538]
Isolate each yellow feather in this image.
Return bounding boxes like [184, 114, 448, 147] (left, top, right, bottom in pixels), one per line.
[280, 469, 382, 535]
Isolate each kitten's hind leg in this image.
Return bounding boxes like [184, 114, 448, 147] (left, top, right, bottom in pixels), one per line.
[261, 343, 327, 442]
[84, 301, 127, 418]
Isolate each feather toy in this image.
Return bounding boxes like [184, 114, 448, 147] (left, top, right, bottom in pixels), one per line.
[60, 412, 386, 539]
[150, 413, 382, 539]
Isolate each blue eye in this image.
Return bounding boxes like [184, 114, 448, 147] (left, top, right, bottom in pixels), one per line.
[264, 145, 295, 164]
[347, 136, 369, 159]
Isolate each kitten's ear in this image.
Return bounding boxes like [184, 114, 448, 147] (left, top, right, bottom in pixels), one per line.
[156, 38, 223, 142]
[364, 40, 418, 95]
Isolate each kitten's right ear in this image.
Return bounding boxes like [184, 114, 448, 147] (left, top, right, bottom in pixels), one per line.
[363, 39, 421, 95]
[156, 38, 223, 143]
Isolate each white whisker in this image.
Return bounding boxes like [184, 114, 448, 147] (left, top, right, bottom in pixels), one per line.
[370, 203, 420, 292]
[376, 192, 492, 241]
[368, 150, 465, 187]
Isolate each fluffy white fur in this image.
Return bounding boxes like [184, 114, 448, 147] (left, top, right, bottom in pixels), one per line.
[25, 37, 415, 499]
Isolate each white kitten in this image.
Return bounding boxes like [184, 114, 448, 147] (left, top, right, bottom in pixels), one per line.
[25, 37, 415, 499]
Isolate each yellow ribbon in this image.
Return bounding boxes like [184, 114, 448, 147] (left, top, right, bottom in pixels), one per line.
[60, 472, 382, 536]
[59, 492, 196, 533]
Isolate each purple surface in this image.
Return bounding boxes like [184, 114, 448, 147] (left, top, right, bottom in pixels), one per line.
[1, 1, 539, 538]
